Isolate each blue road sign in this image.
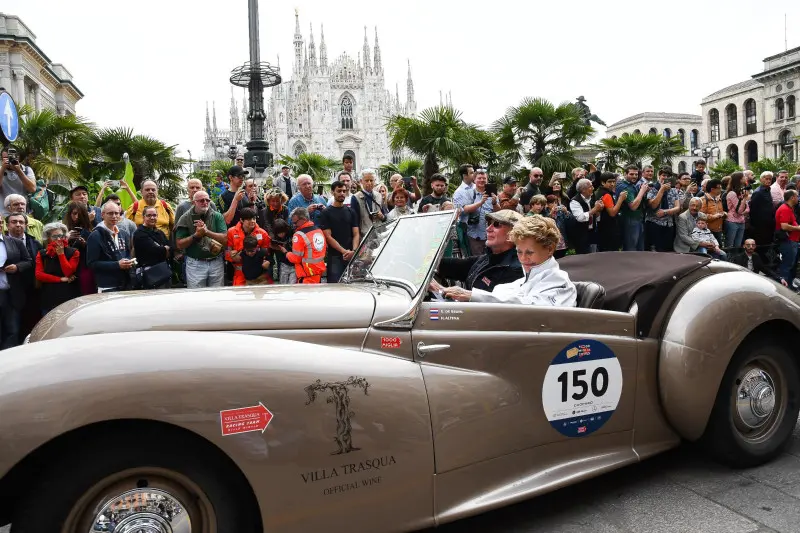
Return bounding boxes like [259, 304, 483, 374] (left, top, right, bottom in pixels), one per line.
[0, 92, 20, 143]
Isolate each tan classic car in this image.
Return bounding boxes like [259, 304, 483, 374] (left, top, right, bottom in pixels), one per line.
[2, 210, 800, 533]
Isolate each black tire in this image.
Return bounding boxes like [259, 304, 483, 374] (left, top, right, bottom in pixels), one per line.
[10, 424, 262, 532]
[702, 340, 800, 468]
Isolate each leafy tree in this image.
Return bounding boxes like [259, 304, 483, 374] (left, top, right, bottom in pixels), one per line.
[592, 133, 685, 171]
[14, 105, 95, 183]
[378, 158, 423, 182]
[493, 97, 593, 178]
[85, 128, 186, 203]
[708, 159, 743, 180]
[386, 105, 487, 191]
[276, 152, 340, 183]
[748, 156, 800, 178]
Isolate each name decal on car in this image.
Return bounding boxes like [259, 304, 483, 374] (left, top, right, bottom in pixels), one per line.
[219, 402, 274, 436]
[381, 337, 402, 349]
[541, 339, 623, 438]
[302, 455, 398, 495]
[305, 376, 370, 454]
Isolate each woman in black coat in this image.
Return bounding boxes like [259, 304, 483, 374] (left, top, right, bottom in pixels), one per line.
[132, 205, 171, 289]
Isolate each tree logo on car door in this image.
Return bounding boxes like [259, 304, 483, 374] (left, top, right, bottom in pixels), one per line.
[305, 376, 370, 454]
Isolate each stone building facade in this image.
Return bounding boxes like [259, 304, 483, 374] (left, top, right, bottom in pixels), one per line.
[203, 10, 418, 173]
[604, 112, 704, 174]
[0, 13, 83, 116]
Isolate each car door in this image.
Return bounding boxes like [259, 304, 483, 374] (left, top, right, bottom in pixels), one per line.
[412, 299, 638, 475]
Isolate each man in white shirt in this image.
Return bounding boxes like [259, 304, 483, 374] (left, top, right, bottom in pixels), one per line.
[568, 178, 604, 254]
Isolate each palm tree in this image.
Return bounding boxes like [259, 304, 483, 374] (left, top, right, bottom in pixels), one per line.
[378, 158, 423, 182]
[14, 105, 95, 183]
[386, 105, 486, 189]
[493, 97, 593, 178]
[592, 133, 686, 171]
[276, 152, 339, 183]
[86, 128, 186, 203]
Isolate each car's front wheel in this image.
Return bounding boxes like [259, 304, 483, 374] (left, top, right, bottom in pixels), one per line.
[9, 425, 262, 533]
[703, 340, 800, 468]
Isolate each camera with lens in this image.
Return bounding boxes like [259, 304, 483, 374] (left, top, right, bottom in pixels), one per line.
[7, 148, 19, 167]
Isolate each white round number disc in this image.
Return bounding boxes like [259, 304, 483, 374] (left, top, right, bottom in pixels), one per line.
[542, 339, 623, 438]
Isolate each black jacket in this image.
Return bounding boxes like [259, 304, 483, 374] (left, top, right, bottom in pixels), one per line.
[438, 247, 523, 292]
[86, 225, 131, 290]
[1, 235, 33, 310]
[749, 186, 775, 228]
[133, 225, 170, 267]
[731, 252, 780, 281]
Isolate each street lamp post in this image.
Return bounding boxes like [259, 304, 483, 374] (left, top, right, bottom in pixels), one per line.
[230, 0, 282, 176]
[693, 145, 720, 166]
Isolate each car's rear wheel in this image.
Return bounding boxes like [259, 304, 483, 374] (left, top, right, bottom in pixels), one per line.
[9, 427, 261, 533]
[703, 340, 800, 468]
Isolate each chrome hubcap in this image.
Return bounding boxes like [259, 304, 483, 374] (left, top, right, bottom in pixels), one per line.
[737, 368, 777, 429]
[90, 488, 190, 533]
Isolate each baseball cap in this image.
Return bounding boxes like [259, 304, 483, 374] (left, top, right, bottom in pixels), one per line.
[485, 209, 523, 226]
[502, 176, 518, 185]
[228, 165, 249, 178]
[281, 165, 290, 170]
[69, 185, 89, 196]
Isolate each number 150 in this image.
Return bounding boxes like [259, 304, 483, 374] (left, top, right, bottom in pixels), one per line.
[557, 368, 609, 402]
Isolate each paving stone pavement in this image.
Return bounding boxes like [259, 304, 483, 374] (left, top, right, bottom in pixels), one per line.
[428, 417, 800, 533]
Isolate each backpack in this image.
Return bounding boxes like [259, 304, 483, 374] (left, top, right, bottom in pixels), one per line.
[131, 199, 173, 220]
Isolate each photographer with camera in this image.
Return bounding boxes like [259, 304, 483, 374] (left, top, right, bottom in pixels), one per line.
[349, 169, 386, 237]
[0, 148, 36, 217]
[454, 168, 500, 257]
[644, 167, 681, 252]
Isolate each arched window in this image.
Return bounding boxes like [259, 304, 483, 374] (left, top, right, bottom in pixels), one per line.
[621, 132, 630, 138]
[690, 129, 699, 150]
[788, 95, 796, 118]
[279, 112, 284, 123]
[678, 129, 686, 146]
[709, 109, 720, 142]
[744, 140, 758, 167]
[776, 98, 785, 120]
[611, 135, 618, 140]
[293, 141, 307, 157]
[726, 104, 738, 138]
[633, 129, 641, 135]
[663, 128, 672, 138]
[678, 161, 687, 174]
[340, 96, 354, 130]
[745, 99, 757, 134]
[726, 144, 739, 165]
[781, 130, 794, 160]
[649, 127, 657, 135]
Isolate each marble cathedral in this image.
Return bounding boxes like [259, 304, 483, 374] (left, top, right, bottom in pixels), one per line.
[202, 10, 418, 172]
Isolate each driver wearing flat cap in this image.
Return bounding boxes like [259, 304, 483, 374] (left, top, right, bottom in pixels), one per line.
[432, 209, 523, 293]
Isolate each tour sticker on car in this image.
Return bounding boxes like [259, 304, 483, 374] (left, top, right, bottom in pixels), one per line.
[541, 339, 622, 438]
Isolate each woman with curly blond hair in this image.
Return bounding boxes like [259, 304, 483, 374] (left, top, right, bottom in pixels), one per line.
[442, 215, 577, 306]
[258, 188, 289, 235]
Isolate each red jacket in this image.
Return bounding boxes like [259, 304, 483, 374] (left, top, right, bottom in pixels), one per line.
[226, 221, 272, 285]
[287, 220, 327, 279]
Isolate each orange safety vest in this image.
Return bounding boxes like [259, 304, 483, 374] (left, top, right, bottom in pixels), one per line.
[288, 221, 327, 280]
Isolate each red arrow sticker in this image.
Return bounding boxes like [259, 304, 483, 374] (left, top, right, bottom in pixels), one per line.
[381, 337, 402, 349]
[220, 402, 274, 436]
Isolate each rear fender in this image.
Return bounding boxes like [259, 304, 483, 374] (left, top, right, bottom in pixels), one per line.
[658, 271, 800, 440]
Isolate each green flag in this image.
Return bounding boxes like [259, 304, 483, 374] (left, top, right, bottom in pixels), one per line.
[118, 160, 137, 210]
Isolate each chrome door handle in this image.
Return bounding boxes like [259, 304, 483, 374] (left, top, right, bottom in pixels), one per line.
[417, 342, 450, 358]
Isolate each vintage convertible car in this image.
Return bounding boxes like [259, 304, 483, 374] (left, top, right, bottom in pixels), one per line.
[2, 210, 800, 533]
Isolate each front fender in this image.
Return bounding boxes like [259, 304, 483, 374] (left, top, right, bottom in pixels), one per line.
[0, 331, 435, 533]
[658, 270, 800, 441]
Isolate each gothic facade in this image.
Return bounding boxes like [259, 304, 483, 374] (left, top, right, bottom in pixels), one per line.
[202, 10, 418, 173]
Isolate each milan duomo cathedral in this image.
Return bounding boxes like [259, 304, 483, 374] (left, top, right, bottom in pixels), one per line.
[202, 10, 418, 173]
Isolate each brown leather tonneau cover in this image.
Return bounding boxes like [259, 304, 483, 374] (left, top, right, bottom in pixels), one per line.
[559, 252, 712, 333]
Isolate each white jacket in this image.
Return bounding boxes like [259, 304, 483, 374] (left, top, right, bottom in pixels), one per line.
[470, 256, 577, 307]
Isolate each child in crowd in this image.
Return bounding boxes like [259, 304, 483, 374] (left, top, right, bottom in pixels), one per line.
[526, 194, 547, 216]
[240, 235, 273, 285]
[692, 219, 727, 259]
[270, 219, 297, 284]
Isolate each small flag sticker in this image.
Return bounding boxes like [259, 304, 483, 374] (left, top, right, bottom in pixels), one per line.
[430, 309, 439, 321]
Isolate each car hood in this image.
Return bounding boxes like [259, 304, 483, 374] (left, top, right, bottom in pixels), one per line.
[29, 284, 378, 342]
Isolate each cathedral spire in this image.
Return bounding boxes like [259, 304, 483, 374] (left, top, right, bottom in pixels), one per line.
[373, 26, 382, 75]
[309, 22, 317, 72]
[362, 26, 371, 74]
[293, 8, 303, 77]
[212, 102, 218, 134]
[407, 59, 415, 104]
[319, 24, 327, 71]
[205, 101, 211, 136]
[230, 87, 240, 143]
[303, 41, 309, 78]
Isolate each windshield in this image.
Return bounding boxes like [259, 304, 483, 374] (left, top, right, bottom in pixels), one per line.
[344, 211, 456, 295]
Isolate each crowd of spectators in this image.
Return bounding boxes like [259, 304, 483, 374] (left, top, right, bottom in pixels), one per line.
[1, 148, 798, 349]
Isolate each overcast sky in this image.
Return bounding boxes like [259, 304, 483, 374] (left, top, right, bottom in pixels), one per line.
[4, 0, 799, 162]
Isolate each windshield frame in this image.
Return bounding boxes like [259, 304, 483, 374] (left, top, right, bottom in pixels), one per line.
[340, 209, 458, 299]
